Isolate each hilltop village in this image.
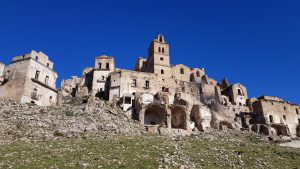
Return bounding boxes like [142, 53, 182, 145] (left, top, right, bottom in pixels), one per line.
[0, 34, 299, 138]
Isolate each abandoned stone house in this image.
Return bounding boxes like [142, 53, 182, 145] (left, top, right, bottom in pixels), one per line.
[61, 34, 300, 138]
[0, 50, 58, 106]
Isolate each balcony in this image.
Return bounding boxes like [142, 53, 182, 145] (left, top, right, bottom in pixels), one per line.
[31, 78, 58, 93]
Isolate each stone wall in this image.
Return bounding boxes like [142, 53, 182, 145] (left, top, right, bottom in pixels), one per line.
[0, 62, 5, 77]
[252, 99, 300, 137]
[0, 51, 58, 106]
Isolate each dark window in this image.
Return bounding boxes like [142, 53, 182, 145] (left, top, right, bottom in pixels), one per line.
[35, 71, 40, 80]
[269, 115, 274, 123]
[296, 108, 299, 115]
[132, 79, 137, 87]
[237, 89, 243, 95]
[106, 63, 110, 69]
[159, 36, 163, 42]
[49, 96, 53, 102]
[99, 63, 102, 69]
[162, 87, 165, 91]
[124, 97, 131, 104]
[158, 47, 161, 53]
[161, 69, 164, 74]
[47, 63, 49, 67]
[196, 71, 200, 77]
[160, 57, 164, 61]
[145, 80, 150, 88]
[298, 119, 300, 124]
[32, 88, 38, 100]
[162, 47, 165, 53]
[45, 76, 49, 85]
[284, 106, 287, 110]
[101, 76, 105, 80]
[35, 56, 38, 61]
[180, 68, 184, 74]
[22, 55, 25, 59]
[283, 115, 286, 120]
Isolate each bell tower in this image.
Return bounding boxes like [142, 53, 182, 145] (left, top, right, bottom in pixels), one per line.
[146, 34, 171, 78]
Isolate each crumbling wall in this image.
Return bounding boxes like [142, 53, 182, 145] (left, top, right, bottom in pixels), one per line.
[252, 99, 300, 137]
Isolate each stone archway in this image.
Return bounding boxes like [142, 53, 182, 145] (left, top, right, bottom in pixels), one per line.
[259, 125, 270, 135]
[191, 105, 203, 131]
[144, 105, 167, 126]
[251, 124, 259, 133]
[171, 106, 187, 129]
[271, 124, 289, 136]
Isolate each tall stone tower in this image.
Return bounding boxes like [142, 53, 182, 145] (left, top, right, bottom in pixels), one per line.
[146, 34, 171, 78]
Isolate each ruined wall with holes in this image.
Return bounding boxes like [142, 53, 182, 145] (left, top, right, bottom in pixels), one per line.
[0, 51, 58, 106]
[252, 98, 300, 137]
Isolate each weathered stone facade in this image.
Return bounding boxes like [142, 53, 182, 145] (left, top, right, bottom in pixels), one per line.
[0, 50, 58, 106]
[0, 34, 292, 138]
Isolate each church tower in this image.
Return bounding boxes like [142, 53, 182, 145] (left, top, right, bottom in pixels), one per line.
[146, 34, 171, 78]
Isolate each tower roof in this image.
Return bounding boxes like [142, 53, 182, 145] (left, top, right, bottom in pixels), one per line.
[153, 34, 166, 43]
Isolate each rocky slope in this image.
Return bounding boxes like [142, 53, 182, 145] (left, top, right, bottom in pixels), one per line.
[0, 99, 144, 146]
[0, 99, 299, 169]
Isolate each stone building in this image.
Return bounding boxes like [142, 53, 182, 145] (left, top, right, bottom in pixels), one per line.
[251, 96, 300, 137]
[0, 50, 58, 106]
[61, 34, 299, 138]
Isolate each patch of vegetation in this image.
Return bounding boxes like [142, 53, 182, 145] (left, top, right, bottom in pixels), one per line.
[0, 133, 299, 168]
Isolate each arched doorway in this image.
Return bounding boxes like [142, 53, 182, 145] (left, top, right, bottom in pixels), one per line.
[296, 125, 300, 137]
[171, 106, 187, 129]
[144, 105, 167, 126]
[191, 105, 203, 131]
[259, 125, 270, 135]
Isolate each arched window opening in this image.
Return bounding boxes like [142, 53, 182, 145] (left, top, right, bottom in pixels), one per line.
[237, 88, 243, 96]
[145, 80, 150, 88]
[160, 57, 164, 61]
[161, 69, 164, 74]
[196, 71, 200, 77]
[131, 79, 137, 87]
[31, 87, 38, 100]
[158, 47, 161, 53]
[162, 47, 165, 53]
[106, 63, 110, 69]
[35, 70, 40, 80]
[180, 68, 184, 74]
[159, 35, 163, 42]
[35, 56, 38, 61]
[269, 115, 274, 123]
[45, 76, 49, 85]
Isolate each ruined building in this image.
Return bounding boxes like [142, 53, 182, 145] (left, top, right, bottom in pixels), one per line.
[0, 50, 58, 106]
[61, 34, 300, 138]
[0, 35, 298, 138]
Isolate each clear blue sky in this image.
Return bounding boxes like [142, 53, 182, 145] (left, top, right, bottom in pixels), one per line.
[0, 0, 299, 104]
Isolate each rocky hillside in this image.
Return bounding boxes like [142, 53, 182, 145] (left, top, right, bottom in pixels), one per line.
[0, 99, 144, 145]
[0, 99, 299, 169]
